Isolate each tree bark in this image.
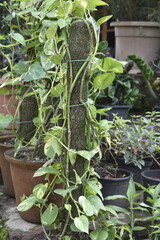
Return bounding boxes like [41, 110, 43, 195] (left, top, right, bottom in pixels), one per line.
[17, 86, 38, 143]
[68, 20, 92, 179]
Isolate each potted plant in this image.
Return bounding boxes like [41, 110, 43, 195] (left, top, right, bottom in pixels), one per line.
[91, 119, 133, 209]
[0, 114, 15, 197]
[128, 54, 160, 109]
[141, 169, 160, 205]
[0, 0, 126, 238]
[95, 61, 140, 120]
[107, 0, 160, 72]
[94, 162, 132, 208]
[110, 113, 160, 184]
[0, 0, 18, 129]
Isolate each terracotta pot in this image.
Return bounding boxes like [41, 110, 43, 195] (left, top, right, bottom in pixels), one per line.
[0, 135, 15, 197]
[111, 21, 160, 73]
[0, 78, 17, 129]
[5, 147, 63, 224]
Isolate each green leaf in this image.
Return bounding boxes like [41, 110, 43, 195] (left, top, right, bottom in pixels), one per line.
[40, 53, 55, 70]
[65, 204, 72, 212]
[0, 114, 13, 130]
[73, 170, 82, 184]
[17, 7, 35, 16]
[42, 20, 55, 27]
[96, 108, 111, 116]
[55, 2, 73, 18]
[0, 35, 5, 40]
[13, 62, 28, 74]
[44, 39, 55, 55]
[17, 196, 36, 212]
[50, 83, 64, 97]
[101, 57, 123, 73]
[46, 24, 58, 39]
[96, 15, 112, 26]
[154, 184, 160, 200]
[75, 0, 87, 8]
[69, 150, 77, 165]
[44, 136, 62, 159]
[127, 178, 136, 206]
[108, 205, 129, 214]
[33, 166, 60, 177]
[77, 147, 99, 161]
[87, 0, 107, 10]
[105, 206, 118, 217]
[42, 0, 57, 12]
[107, 225, 116, 240]
[105, 195, 127, 200]
[70, 223, 82, 232]
[41, 204, 58, 225]
[89, 104, 97, 118]
[133, 226, 146, 231]
[33, 183, 48, 199]
[90, 229, 108, 240]
[22, 62, 46, 82]
[74, 215, 89, 234]
[79, 196, 95, 216]
[39, 27, 46, 43]
[128, 55, 154, 81]
[79, 194, 105, 216]
[0, 87, 10, 96]
[87, 179, 103, 198]
[14, 139, 22, 157]
[52, 52, 65, 64]
[54, 186, 78, 197]
[11, 33, 26, 46]
[93, 73, 115, 90]
[64, 236, 71, 240]
[57, 18, 71, 29]
[73, 1, 85, 17]
[87, 194, 105, 213]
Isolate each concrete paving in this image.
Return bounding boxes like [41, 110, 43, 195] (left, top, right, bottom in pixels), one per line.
[0, 186, 47, 240]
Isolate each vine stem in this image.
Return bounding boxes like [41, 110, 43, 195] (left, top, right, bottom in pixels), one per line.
[59, 212, 70, 240]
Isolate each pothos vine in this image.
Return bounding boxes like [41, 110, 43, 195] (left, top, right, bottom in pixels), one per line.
[0, 0, 123, 239]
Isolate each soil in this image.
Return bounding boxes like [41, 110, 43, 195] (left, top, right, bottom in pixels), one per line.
[12, 148, 61, 163]
[14, 150, 48, 162]
[92, 162, 127, 179]
[1, 137, 15, 146]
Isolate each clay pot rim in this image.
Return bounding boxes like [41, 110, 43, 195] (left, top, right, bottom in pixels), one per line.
[0, 135, 15, 148]
[4, 147, 46, 166]
[111, 21, 160, 28]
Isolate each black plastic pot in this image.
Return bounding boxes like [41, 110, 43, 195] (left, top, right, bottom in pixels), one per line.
[154, 105, 160, 111]
[99, 168, 132, 208]
[0, 169, 3, 185]
[141, 169, 160, 204]
[151, 154, 160, 169]
[118, 157, 153, 185]
[141, 169, 160, 187]
[96, 104, 131, 121]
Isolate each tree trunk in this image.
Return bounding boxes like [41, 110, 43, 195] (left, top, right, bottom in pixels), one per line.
[65, 20, 93, 227]
[68, 20, 91, 179]
[17, 86, 38, 143]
